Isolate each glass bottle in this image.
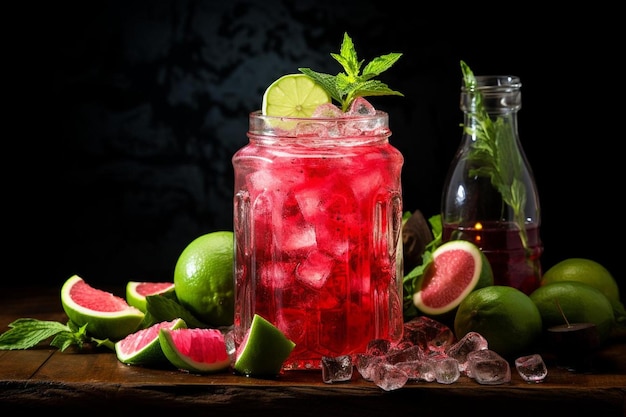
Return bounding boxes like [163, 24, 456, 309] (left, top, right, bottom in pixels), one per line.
[441, 74, 542, 295]
[232, 110, 405, 371]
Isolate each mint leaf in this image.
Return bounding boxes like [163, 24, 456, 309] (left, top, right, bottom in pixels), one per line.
[0, 318, 70, 350]
[299, 32, 403, 111]
[0, 318, 114, 352]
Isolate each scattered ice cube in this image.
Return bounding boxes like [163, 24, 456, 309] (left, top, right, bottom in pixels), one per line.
[515, 354, 548, 383]
[433, 357, 461, 384]
[372, 362, 409, 391]
[466, 349, 511, 385]
[402, 316, 456, 355]
[322, 355, 353, 383]
[386, 344, 424, 364]
[445, 331, 488, 374]
[366, 338, 391, 356]
[394, 361, 422, 380]
[355, 353, 384, 381]
[417, 358, 436, 382]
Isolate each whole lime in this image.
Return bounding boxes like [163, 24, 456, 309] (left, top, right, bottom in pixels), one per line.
[174, 231, 234, 327]
[454, 285, 543, 358]
[542, 258, 620, 307]
[529, 281, 615, 344]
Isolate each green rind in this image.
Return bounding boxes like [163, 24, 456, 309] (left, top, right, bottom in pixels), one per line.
[233, 314, 296, 378]
[158, 328, 231, 373]
[529, 281, 615, 344]
[115, 318, 187, 365]
[413, 240, 493, 316]
[61, 275, 145, 341]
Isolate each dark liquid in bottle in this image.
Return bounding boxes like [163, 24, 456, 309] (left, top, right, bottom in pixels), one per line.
[442, 221, 542, 294]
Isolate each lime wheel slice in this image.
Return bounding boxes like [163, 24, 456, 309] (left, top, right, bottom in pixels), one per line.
[262, 74, 331, 117]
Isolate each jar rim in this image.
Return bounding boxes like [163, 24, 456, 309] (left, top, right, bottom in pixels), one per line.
[248, 110, 390, 139]
[249, 109, 389, 122]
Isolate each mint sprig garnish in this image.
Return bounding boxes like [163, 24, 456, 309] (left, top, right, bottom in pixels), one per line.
[0, 318, 114, 351]
[299, 32, 403, 112]
[460, 60, 530, 253]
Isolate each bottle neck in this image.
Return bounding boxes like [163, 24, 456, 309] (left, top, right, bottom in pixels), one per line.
[461, 75, 521, 115]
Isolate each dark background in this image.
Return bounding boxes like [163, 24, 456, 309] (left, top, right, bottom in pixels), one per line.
[9, 1, 622, 301]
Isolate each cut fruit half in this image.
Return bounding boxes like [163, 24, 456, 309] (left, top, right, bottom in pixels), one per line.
[60, 275, 145, 340]
[158, 328, 231, 373]
[413, 240, 493, 317]
[233, 314, 296, 378]
[262, 74, 331, 117]
[115, 318, 187, 365]
[126, 281, 175, 313]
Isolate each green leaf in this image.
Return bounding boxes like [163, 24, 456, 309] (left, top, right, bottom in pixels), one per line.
[402, 214, 442, 321]
[299, 32, 403, 111]
[0, 319, 71, 350]
[145, 294, 207, 328]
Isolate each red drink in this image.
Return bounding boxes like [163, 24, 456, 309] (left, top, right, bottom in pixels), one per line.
[442, 221, 543, 294]
[232, 110, 404, 370]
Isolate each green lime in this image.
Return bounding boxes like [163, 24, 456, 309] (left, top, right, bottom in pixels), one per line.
[174, 231, 234, 327]
[233, 314, 296, 378]
[262, 74, 331, 117]
[60, 275, 145, 341]
[454, 285, 543, 358]
[542, 258, 621, 307]
[529, 281, 615, 344]
[115, 318, 187, 365]
[158, 328, 231, 373]
[126, 281, 175, 313]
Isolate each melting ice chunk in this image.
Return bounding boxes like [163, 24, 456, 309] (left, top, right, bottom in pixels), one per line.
[466, 349, 511, 385]
[445, 331, 488, 374]
[322, 355, 353, 383]
[515, 354, 548, 383]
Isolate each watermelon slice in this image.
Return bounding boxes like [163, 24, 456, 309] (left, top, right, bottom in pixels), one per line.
[61, 275, 145, 340]
[115, 318, 187, 365]
[412, 240, 493, 317]
[159, 328, 231, 373]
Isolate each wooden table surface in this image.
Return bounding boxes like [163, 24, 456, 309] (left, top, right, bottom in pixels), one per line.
[1, 286, 625, 416]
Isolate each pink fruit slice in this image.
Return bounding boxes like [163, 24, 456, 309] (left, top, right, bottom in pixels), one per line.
[115, 318, 187, 365]
[413, 240, 493, 316]
[159, 328, 231, 373]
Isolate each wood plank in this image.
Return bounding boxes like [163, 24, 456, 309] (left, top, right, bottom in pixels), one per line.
[1, 287, 625, 416]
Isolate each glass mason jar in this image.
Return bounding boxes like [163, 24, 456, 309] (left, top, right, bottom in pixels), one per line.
[441, 75, 543, 295]
[232, 110, 405, 371]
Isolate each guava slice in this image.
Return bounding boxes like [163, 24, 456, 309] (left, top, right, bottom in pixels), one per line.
[158, 328, 231, 373]
[413, 240, 494, 316]
[60, 275, 145, 340]
[115, 318, 186, 365]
